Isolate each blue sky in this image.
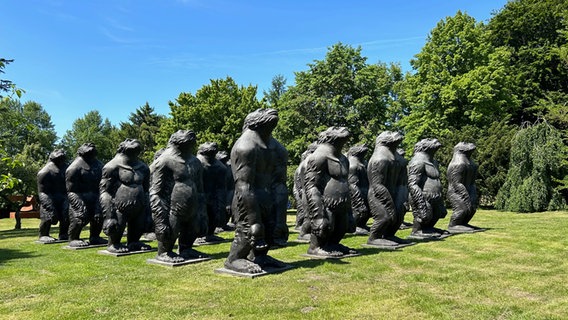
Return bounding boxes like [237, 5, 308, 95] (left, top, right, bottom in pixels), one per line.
[2, 0, 508, 139]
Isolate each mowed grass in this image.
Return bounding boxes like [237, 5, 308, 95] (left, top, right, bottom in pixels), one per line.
[0, 210, 567, 320]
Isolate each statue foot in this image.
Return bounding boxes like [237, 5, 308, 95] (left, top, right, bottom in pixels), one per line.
[142, 232, 157, 241]
[214, 227, 225, 234]
[205, 234, 225, 242]
[69, 239, 89, 247]
[368, 238, 399, 246]
[307, 246, 343, 258]
[254, 254, 286, 269]
[225, 258, 263, 274]
[272, 238, 288, 248]
[332, 243, 358, 255]
[252, 239, 269, 251]
[297, 233, 311, 241]
[409, 230, 439, 240]
[38, 236, 57, 243]
[107, 243, 128, 253]
[354, 227, 370, 235]
[156, 252, 185, 264]
[385, 235, 411, 244]
[179, 248, 208, 260]
[465, 223, 483, 230]
[89, 236, 107, 245]
[128, 241, 152, 251]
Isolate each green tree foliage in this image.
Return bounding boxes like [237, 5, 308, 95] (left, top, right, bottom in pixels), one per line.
[118, 102, 165, 163]
[0, 98, 57, 220]
[275, 43, 402, 163]
[262, 74, 287, 108]
[496, 122, 567, 212]
[157, 77, 263, 152]
[488, 0, 568, 120]
[61, 110, 120, 162]
[399, 11, 519, 149]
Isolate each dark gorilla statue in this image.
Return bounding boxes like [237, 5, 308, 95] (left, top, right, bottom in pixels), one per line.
[407, 138, 447, 239]
[100, 139, 152, 253]
[66, 143, 105, 247]
[224, 108, 287, 274]
[37, 149, 69, 243]
[447, 142, 481, 233]
[304, 127, 358, 257]
[270, 135, 289, 247]
[216, 150, 235, 230]
[293, 142, 318, 241]
[196, 141, 226, 244]
[367, 131, 409, 247]
[150, 130, 208, 263]
[347, 144, 370, 235]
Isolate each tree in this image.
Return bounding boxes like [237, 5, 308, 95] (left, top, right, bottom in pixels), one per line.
[118, 102, 165, 163]
[157, 77, 263, 152]
[60, 110, 120, 162]
[262, 74, 287, 108]
[0, 98, 57, 227]
[487, 0, 568, 122]
[274, 43, 402, 163]
[399, 11, 519, 148]
[495, 121, 567, 212]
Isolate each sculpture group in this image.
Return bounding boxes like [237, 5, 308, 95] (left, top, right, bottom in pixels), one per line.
[36, 108, 482, 276]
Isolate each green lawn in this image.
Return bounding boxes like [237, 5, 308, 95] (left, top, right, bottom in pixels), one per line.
[1, 210, 567, 320]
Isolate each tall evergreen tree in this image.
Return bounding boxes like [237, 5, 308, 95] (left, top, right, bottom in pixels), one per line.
[119, 102, 164, 163]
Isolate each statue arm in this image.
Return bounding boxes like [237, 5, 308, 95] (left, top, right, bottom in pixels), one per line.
[447, 163, 471, 210]
[149, 159, 172, 241]
[232, 146, 258, 221]
[368, 160, 396, 217]
[99, 162, 118, 221]
[37, 170, 55, 218]
[303, 155, 327, 235]
[66, 166, 87, 219]
[407, 161, 429, 222]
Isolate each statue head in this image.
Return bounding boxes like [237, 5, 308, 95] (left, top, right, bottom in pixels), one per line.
[414, 138, 442, 154]
[243, 108, 279, 131]
[454, 142, 476, 155]
[215, 150, 229, 163]
[301, 142, 319, 161]
[317, 127, 351, 146]
[153, 148, 165, 161]
[168, 130, 197, 152]
[198, 141, 219, 157]
[77, 142, 97, 159]
[375, 131, 403, 148]
[49, 149, 67, 166]
[117, 139, 143, 157]
[347, 144, 368, 158]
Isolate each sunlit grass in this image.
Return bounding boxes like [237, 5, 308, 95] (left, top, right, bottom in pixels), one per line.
[1, 210, 567, 319]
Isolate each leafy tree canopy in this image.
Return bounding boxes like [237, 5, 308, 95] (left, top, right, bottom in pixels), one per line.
[60, 110, 120, 163]
[157, 77, 263, 153]
[118, 102, 165, 163]
[274, 42, 402, 163]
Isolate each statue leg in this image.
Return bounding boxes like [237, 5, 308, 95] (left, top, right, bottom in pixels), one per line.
[68, 209, 89, 247]
[127, 211, 151, 251]
[368, 204, 397, 246]
[179, 217, 208, 259]
[89, 203, 107, 245]
[57, 209, 70, 241]
[328, 206, 357, 255]
[224, 226, 263, 273]
[154, 214, 183, 263]
[38, 209, 55, 243]
[307, 208, 342, 257]
[106, 211, 127, 253]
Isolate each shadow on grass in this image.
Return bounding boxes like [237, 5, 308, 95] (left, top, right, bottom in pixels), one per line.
[0, 227, 39, 239]
[289, 256, 351, 269]
[0, 248, 39, 265]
